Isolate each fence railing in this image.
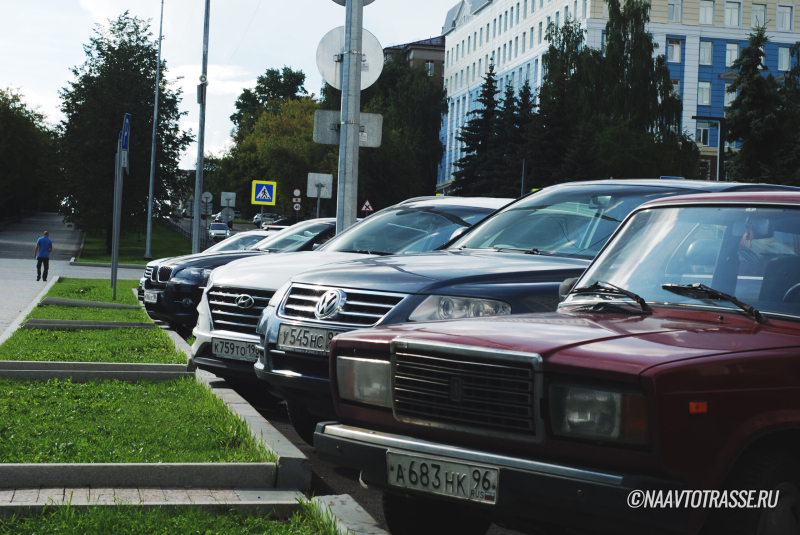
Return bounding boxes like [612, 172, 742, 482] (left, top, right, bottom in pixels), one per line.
[163, 218, 212, 251]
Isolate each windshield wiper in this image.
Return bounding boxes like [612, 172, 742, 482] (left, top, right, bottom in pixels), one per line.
[661, 284, 765, 324]
[340, 250, 394, 256]
[571, 280, 652, 313]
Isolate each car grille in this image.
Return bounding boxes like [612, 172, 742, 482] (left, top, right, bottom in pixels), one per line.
[157, 266, 174, 283]
[208, 286, 274, 336]
[279, 283, 405, 327]
[392, 344, 540, 437]
[144, 267, 154, 279]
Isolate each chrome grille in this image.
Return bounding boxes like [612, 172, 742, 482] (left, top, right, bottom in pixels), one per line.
[150, 267, 159, 283]
[144, 267, 154, 279]
[391, 340, 541, 439]
[208, 286, 274, 336]
[157, 266, 173, 283]
[279, 283, 405, 327]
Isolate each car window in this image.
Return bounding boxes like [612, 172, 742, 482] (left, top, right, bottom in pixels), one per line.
[205, 234, 266, 252]
[210, 223, 227, 230]
[320, 206, 495, 255]
[576, 206, 800, 318]
[253, 221, 334, 252]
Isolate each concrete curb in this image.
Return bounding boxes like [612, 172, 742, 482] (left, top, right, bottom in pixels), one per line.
[0, 362, 189, 371]
[0, 276, 61, 347]
[40, 297, 141, 310]
[21, 319, 156, 330]
[0, 370, 194, 382]
[314, 495, 390, 535]
[197, 370, 312, 491]
[69, 260, 146, 270]
[74, 230, 86, 261]
[0, 464, 277, 489]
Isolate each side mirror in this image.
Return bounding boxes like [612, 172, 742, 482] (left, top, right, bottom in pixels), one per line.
[312, 243, 322, 251]
[559, 277, 580, 302]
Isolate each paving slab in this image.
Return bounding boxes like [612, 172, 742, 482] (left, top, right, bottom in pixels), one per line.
[314, 494, 390, 535]
[0, 490, 12, 504]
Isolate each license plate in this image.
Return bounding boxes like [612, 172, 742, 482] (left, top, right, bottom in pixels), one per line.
[212, 338, 260, 361]
[277, 324, 340, 354]
[144, 291, 158, 304]
[386, 451, 499, 504]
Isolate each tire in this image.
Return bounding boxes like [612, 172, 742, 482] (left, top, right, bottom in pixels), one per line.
[702, 447, 800, 535]
[286, 401, 322, 446]
[382, 492, 492, 535]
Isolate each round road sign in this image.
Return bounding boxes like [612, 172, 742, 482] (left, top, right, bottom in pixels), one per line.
[293, 189, 302, 197]
[201, 192, 213, 203]
[316, 26, 383, 91]
[220, 207, 235, 222]
[293, 203, 302, 212]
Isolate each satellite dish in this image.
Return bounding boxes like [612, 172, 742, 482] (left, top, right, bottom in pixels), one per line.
[316, 26, 383, 91]
[331, 0, 376, 5]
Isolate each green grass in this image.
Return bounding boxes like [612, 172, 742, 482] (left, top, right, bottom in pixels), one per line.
[77, 225, 191, 265]
[0, 329, 183, 364]
[0, 505, 332, 535]
[47, 278, 140, 306]
[0, 378, 274, 464]
[27, 305, 150, 323]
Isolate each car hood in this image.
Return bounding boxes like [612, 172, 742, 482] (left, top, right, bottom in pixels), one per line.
[209, 251, 372, 291]
[168, 250, 267, 271]
[293, 250, 590, 295]
[333, 308, 800, 383]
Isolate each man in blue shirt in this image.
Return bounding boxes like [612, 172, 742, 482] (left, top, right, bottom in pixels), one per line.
[34, 231, 53, 281]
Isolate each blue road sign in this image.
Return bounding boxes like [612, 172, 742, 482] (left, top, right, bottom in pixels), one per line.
[252, 180, 277, 206]
[121, 113, 131, 151]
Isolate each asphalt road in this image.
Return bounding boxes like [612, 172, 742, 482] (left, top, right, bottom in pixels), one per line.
[0, 213, 82, 260]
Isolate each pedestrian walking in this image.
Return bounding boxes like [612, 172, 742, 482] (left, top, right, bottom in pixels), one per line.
[34, 231, 53, 281]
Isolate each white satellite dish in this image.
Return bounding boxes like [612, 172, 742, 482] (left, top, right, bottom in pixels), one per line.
[316, 26, 383, 91]
[331, 0, 376, 5]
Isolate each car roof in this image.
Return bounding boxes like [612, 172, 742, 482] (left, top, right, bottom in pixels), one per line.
[639, 190, 800, 208]
[394, 196, 513, 209]
[546, 178, 800, 193]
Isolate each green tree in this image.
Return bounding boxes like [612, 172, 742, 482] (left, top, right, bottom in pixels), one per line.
[230, 66, 308, 139]
[0, 88, 58, 220]
[58, 13, 192, 250]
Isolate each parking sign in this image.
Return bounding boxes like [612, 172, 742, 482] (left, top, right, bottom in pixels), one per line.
[252, 180, 277, 206]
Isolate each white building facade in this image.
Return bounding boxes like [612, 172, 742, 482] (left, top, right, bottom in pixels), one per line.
[437, 0, 799, 191]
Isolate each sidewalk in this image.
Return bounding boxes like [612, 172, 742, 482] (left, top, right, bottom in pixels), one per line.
[0, 258, 143, 338]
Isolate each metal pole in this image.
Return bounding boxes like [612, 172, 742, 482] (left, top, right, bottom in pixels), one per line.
[316, 183, 322, 218]
[111, 138, 120, 290]
[521, 157, 526, 197]
[192, 0, 211, 253]
[144, 0, 165, 260]
[112, 134, 123, 300]
[335, 0, 364, 234]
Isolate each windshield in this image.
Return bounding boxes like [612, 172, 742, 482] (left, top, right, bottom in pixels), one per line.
[210, 223, 227, 230]
[253, 221, 334, 252]
[320, 205, 496, 255]
[205, 233, 268, 252]
[570, 206, 800, 318]
[452, 185, 694, 259]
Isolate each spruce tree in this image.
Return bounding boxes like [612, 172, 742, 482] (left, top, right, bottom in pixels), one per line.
[453, 64, 501, 196]
[491, 82, 523, 197]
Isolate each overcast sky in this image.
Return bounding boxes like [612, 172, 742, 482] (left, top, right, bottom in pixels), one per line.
[1, 0, 453, 168]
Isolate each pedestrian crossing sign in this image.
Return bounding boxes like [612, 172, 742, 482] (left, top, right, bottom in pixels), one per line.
[252, 181, 277, 206]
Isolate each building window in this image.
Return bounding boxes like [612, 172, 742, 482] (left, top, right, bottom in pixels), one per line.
[486, 54, 489, 70]
[699, 0, 714, 24]
[468, 37, 471, 54]
[547, 15, 552, 31]
[446, 51, 450, 67]
[752, 3, 766, 26]
[671, 79, 680, 96]
[575, 0, 578, 19]
[523, 32, 527, 52]
[700, 41, 713, 64]
[505, 11, 509, 30]
[668, 0, 683, 22]
[668, 39, 682, 62]
[696, 121, 710, 145]
[541, 0, 544, 7]
[517, 3, 521, 22]
[515, 37, 519, 57]
[533, 0, 537, 12]
[724, 1, 741, 26]
[525, 0, 529, 17]
[556, 11, 560, 26]
[462, 40, 466, 57]
[539, 22, 543, 43]
[565, 5, 569, 20]
[779, 47, 791, 70]
[503, 44, 507, 63]
[425, 61, 435, 76]
[479, 58, 482, 75]
[534, 58, 539, 83]
[456, 44, 460, 61]
[494, 19, 497, 37]
[777, 5, 793, 31]
[480, 28, 483, 46]
[726, 43, 739, 67]
[724, 82, 735, 106]
[510, 7, 514, 27]
[466, 66, 470, 84]
[698, 82, 711, 105]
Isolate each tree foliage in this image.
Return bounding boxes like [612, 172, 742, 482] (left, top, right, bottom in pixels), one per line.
[230, 66, 308, 140]
[0, 88, 58, 220]
[58, 13, 192, 246]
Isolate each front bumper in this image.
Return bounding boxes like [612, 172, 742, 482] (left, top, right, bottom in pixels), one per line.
[315, 423, 686, 535]
[143, 282, 204, 329]
[192, 320, 262, 384]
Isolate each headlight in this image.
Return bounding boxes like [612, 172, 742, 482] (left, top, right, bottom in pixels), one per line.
[173, 267, 213, 281]
[337, 357, 391, 408]
[408, 295, 511, 321]
[268, 281, 292, 308]
[549, 385, 648, 445]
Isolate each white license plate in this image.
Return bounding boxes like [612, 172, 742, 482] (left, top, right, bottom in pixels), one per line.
[212, 338, 260, 361]
[144, 291, 158, 304]
[386, 451, 499, 504]
[277, 324, 340, 354]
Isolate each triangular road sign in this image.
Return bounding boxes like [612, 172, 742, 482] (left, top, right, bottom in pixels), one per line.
[256, 185, 272, 201]
[361, 200, 374, 212]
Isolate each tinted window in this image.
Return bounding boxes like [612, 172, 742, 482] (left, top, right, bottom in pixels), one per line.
[210, 223, 228, 230]
[205, 233, 266, 252]
[453, 185, 693, 259]
[320, 205, 496, 255]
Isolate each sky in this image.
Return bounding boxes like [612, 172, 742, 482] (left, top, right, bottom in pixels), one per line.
[0, 0, 454, 168]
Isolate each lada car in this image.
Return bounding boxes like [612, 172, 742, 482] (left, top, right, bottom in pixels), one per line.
[143, 219, 335, 336]
[257, 179, 793, 443]
[192, 197, 511, 391]
[316, 190, 800, 535]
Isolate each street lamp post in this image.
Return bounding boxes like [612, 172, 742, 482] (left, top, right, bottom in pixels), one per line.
[144, 0, 165, 261]
[192, 0, 211, 254]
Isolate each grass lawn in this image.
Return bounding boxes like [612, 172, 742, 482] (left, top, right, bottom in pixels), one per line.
[47, 278, 140, 306]
[0, 506, 327, 535]
[77, 224, 191, 265]
[0, 328, 183, 364]
[27, 305, 150, 323]
[0, 378, 274, 463]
